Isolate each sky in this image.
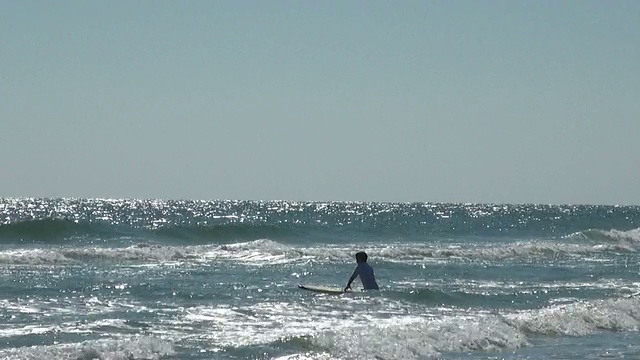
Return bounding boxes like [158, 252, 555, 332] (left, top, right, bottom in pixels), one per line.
[1, 1, 639, 205]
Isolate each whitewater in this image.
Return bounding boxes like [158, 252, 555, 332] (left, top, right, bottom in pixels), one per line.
[1, 198, 640, 359]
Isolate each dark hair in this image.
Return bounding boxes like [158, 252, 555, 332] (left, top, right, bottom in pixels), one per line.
[355, 251, 368, 263]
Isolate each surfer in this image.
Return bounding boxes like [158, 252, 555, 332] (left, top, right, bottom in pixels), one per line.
[344, 251, 379, 291]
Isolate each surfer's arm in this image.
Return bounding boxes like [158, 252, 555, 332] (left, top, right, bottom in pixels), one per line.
[344, 269, 358, 291]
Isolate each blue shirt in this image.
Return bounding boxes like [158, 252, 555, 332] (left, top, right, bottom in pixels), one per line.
[353, 262, 379, 290]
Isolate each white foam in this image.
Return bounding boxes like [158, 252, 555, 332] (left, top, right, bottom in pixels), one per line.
[314, 314, 528, 359]
[594, 228, 640, 246]
[175, 302, 347, 348]
[198, 239, 313, 265]
[160, 295, 529, 359]
[567, 228, 640, 245]
[3, 293, 633, 359]
[274, 353, 338, 360]
[1, 230, 637, 267]
[0, 325, 60, 337]
[308, 296, 640, 359]
[211, 238, 636, 264]
[0, 244, 187, 265]
[64, 244, 187, 262]
[203, 239, 554, 265]
[0, 249, 72, 265]
[0, 336, 174, 360]
[506, 296, 640, 336]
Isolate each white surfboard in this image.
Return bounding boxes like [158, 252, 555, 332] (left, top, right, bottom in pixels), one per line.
[298, 284, 345, 295]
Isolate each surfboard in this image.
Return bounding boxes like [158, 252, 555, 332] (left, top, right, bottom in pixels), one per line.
[298, 284, 345, 295]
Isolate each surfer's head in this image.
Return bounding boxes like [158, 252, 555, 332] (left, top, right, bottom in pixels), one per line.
[355, 251, 368, 263]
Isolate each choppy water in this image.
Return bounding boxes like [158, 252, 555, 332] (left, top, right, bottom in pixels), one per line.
[1, 198, 640, 359]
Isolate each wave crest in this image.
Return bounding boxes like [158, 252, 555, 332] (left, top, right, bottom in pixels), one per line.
[153, 224, 303, 243]
[0, 244, 186, 265]
[569, 228, 640, 245]
[0, 218, 305, 245]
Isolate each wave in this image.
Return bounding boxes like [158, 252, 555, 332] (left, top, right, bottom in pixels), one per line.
[0, 244, 188, 265]
[567, 228, 640, 245]
[0, 219, 121, 243]
[372, 241, 636, 261]
[0, 218, 311, 245]
[314, 314, 528, 359]
[1, 233, 639, 266]
[504, 295, 640, 338]
[152, 223, 306, 243]
[209, 232, 640, 264]
[203, 239, 578, 264]
[213, 239, 636, 263]
[315, 296, 640, 359]
[164, 289, 640, 359]
[0, 336, 174, 360]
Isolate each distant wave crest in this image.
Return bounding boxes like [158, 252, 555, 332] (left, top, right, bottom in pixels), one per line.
[0, 219, 103, 243]
[152, 224, 303, 243]
[0, 237, 637, 266]
[0, 218, 305, 245]
[2, 227, 639, 265]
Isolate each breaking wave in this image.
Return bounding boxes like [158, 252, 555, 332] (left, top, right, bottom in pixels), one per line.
[0, 244, 188, 265]
[567, 228, 640, 245]
[506, 295, 640, 336]
[0, 336, 174, 360]
[316, 296, 640, 359]
[205, 237, 639, 264]
[1, 231, 639, 266]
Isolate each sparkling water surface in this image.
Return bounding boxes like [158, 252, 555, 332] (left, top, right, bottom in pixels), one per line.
[1, 199, 639, 359]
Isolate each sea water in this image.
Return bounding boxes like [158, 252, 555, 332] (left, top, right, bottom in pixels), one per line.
[1, 198, 639, 359]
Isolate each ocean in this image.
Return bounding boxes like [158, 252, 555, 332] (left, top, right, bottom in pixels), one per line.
[1, 198, 639, 360]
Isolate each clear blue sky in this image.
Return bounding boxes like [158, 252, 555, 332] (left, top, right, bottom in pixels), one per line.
[1, 1, 638, 204]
